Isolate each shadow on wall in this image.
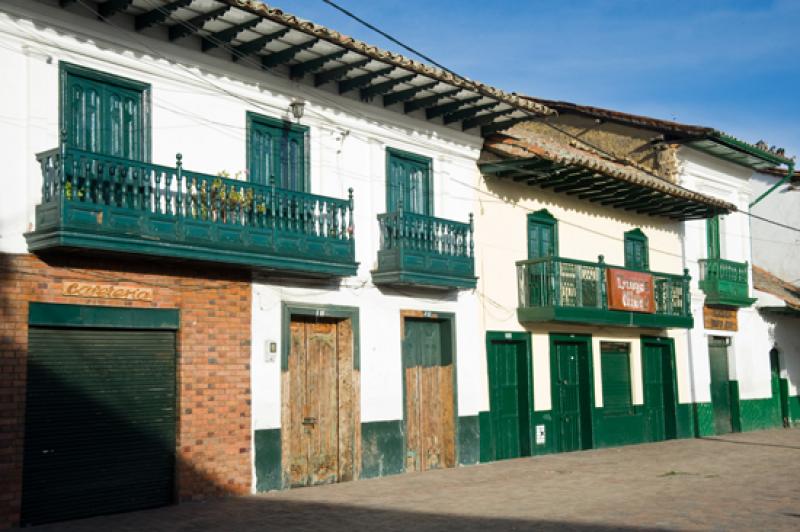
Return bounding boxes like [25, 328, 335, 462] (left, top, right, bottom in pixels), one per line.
[28, 496, 673, 532]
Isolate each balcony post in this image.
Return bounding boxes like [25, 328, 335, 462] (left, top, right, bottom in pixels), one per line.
[270, 176, 276, 229]
[682, 268, 691, 316]
[58, 129, 68, 198]
[469, 212, 474, 258]
[598, 255, 608, 310]
[175, 153, 183, 217]
[398, 198, 405, 249]
[348, 187, 354, 239]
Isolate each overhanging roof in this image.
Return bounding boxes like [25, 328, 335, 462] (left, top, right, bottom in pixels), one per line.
[521, 96, 792, 171]
[753, 265, 800, 314]
[55, 0, 554, 133]
[480, 134, 735, 220]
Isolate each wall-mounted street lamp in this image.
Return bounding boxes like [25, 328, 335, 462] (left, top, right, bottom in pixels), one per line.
[289, 99, 305, 121]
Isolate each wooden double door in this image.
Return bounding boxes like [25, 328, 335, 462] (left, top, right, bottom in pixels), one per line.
[283, 316, 358, 487]
[402, 317, 456, 472]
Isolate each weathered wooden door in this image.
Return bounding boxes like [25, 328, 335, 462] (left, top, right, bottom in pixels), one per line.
[403, 318, 455, 472]
[284, 317, 357, 487]
[708, 337, 733, 435]
[487, 337, 531, 460]
[553, 339, 592, 452]
[643, 342, 677, 441]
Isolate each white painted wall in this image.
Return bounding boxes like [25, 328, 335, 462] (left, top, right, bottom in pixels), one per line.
[678, 147, 776, 401]
[750, 171, 800, 283]
[474, 169, 689, 410]
[0, 1, 484, 491]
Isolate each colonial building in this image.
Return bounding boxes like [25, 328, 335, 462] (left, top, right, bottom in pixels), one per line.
[0, 0, 553, 526]
[474, 98, 791, 460]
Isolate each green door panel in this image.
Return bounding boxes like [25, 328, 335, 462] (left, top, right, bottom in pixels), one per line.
[249, 117, 307, 190]
[65, 73, 144, 160]
[553, 339, 593, 452]
[22, 327, 176, 525]
[706, 217, 721, 259]
[487, 337, 531, 460]
[387, 149, 432, 215]
[642, 341, 678, 441]
[527, 219, 556, 259]
[708, 338, 733, 434]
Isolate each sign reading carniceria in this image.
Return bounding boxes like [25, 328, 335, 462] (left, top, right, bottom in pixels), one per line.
[62, 281, 154, 301]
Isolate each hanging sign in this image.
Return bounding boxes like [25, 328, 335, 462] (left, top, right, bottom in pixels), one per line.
[606, 268, 655, 313]
[703, 306, 738, 331]
[62, 281, 154, 302]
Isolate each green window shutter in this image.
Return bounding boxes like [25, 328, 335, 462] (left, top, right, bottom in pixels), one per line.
[386, 148, 432, 215]
[247, 113, 308, 191]
[527, 209, 557, 259]
[624, 229, 649, 270]
[64, 70, 145, 160]
[601, 343, 633, 413]
[706, 216, 721, 259]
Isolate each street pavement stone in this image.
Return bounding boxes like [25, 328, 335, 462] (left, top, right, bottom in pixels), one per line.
[27, 428, 800, 531]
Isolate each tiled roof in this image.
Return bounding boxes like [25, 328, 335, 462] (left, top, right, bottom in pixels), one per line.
[481, 133, 736, 217]
[753, 265, 800, 311]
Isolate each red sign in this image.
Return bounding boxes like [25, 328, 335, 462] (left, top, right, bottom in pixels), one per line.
[606, 268, 655, 313]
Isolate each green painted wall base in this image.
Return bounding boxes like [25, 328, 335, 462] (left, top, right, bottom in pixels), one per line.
[531, 411, 557, 455]
[457, 415, 480, 465]
[739, 398, 782, 431]
[788, 394, 800, 426]
[676, 403, 694, 438]
[593, 408, 647, 448]
[693, 402, 715, 436]
[254, 428, 282, 492]
[360, 420, 405, 479]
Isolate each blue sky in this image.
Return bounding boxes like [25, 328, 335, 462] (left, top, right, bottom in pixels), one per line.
[274, 0, 799, 159]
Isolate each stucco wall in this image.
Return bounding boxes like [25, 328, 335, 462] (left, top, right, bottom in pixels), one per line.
[750, 172, 800, 282]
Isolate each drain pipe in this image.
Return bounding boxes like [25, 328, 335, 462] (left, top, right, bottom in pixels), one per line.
[750, 162, 795, 208]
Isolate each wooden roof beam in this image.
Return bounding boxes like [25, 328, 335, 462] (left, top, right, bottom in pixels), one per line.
[425, 96, 481, 119]
[404, 89, 461, 114]
[98, 0, 133, 18]
[290, 50, 347, 79]
[261, 40, 319, 69]
[232, 28, 290, 61]
[136, 0, 192, 31]
[462, 109, 515, 131]
[202, 18, 260, 52]
[577, 183, 628, 200]
[443, 102, 499, 125]
[314, 58, 370, 86]
[360, 74, 416, 101]
[481, 116, 533, 136]
[338, 67, 394, 94]
[383, 82, 438, 107]
[169, 5, 231, 41]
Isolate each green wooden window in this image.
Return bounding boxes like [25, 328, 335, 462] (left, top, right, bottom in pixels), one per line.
[247, 113, 309, 191]
[624, 228, 649, 270]
[61, 62, 150, 161]
[386, 148, 432, 215]
[706, 216, 721, 259]
[600, 342, 633, 413]
[527, 209, 558, 259]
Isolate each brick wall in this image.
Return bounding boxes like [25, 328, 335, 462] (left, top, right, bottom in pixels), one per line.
[0, 253, 252, 528]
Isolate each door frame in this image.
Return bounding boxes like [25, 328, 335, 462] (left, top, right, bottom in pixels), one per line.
[399, 310, 458, 470]
[485, 330, 534, 459]
[549, 333, 594, 452]
[641, 335, 679, 440]
[59, 61, 153, 162]
[280, 302, 361, 485]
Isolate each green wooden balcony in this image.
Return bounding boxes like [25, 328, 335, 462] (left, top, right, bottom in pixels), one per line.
[698, 258, 755, 307]
[517, 256, 693, 328]
[372, 211, 476, 289]
[26, 146, 357, 277]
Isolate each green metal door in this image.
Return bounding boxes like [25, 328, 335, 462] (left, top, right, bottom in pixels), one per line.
[65, 72, 144, 160]
[708, 337, 733, 435]
[553, 339, 592, 452]
[249, 116, 307, 190]
[643, 342, 677, 441]
[487, 337, 531, 460]
[22, 327, 176, 525]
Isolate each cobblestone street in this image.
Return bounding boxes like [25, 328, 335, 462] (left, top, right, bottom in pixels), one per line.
[30, 429, 800, 531]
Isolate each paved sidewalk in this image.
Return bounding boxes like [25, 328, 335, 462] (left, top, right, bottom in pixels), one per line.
[29, 429, 800, 531]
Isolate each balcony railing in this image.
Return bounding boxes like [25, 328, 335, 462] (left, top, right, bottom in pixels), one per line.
[516, 256, 692, 328]
[698, 258, 754, 307]
[372, 210, 476, 288]
[26, 146, 357, 276]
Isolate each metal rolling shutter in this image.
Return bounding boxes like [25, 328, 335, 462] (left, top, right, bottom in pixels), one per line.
[22, 327, 176, 525]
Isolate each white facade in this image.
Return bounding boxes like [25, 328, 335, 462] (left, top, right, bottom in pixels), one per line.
[0, 0, 484, 491]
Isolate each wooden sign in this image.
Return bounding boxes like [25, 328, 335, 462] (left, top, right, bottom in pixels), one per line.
[62, 282, 154, 302]
[606, 268, 655, 313]
[704, 306, 738, 331]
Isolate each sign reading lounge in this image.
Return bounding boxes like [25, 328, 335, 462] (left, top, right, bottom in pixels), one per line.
[606, 268, 655, 313]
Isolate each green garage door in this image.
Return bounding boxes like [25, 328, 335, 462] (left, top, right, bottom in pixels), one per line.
[22, 327, 177, 525]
